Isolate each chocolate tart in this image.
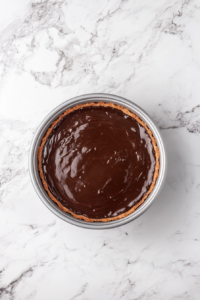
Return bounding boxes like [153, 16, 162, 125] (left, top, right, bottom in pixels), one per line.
[38, 102, 160, 222]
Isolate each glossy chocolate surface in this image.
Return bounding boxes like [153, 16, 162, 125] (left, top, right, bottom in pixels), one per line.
[42, 106, 156, 219]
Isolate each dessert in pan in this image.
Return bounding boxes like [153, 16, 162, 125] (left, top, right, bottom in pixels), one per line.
[38, 102, 159, 222]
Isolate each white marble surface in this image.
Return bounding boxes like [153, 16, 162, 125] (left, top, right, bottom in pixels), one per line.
[0, 0, 200, 299]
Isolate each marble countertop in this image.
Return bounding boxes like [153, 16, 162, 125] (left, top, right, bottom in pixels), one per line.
[0, 0, 200, 299]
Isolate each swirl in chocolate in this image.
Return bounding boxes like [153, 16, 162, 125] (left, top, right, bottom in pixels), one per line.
[41, 105, 156, 219]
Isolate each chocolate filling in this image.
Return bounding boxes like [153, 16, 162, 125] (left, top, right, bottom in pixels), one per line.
[41, 105, 156, 219]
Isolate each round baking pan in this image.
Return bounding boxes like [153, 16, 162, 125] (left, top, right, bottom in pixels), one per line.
[29, 93, 166, 229]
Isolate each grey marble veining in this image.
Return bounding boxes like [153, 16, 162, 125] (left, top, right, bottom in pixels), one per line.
[0, 0, 200, 299]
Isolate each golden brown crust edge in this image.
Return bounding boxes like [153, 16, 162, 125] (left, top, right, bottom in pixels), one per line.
[38, 102, 160, 222]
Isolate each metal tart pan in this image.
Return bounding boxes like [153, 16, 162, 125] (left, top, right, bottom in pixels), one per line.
[29, 93, 166, 229]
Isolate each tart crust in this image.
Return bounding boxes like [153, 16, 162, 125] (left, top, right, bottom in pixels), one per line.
[38, 102, 160, 222]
